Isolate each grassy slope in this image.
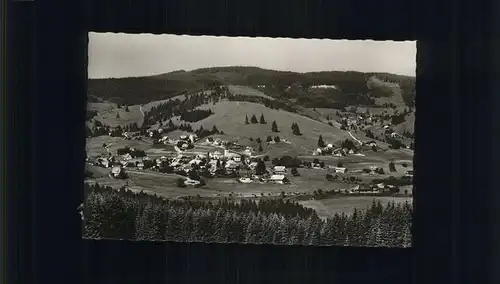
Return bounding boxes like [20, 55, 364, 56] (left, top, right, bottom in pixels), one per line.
[171, 101, 356, 153]
[394, 112, 415, 134]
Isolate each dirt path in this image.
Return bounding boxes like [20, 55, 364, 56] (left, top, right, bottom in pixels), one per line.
[347, 131, 363, 145]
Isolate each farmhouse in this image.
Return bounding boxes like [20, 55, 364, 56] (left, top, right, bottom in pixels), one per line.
[404, 170, 414, 179]
[210, 151, 224, 159]
[238, 177, 252, 184]
[269, 175, 290, 184]
[110, 166, 125, 179]
[225, 160, 240, 170]
[95, 157, 109, 168]
[273, 166, 286, 174]
[189, 134, 198, 143]
[188, 159, 203, 166]
[332, 167, 347, 174]
[184, 179, 201, 187]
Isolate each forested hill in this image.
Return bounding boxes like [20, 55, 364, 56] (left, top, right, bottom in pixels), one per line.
[88, 66, 416, 107]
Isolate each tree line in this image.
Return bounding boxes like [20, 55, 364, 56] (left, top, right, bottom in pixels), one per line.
[83, 183, 412, 247]
[180, 109, 214, 122]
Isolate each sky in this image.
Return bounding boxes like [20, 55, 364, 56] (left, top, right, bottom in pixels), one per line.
[88, 32, 416, 79]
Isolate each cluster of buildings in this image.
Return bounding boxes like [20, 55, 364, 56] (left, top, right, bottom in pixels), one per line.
[312, 144, 361, 157]
[238, 165, 290, 185]
[331, 183, 399, 195]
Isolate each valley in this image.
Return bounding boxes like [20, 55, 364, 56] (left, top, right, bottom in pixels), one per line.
[85, 67, 415, 217]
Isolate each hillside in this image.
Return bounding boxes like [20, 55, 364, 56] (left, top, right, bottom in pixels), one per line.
[88, 66, 415, 108]
[394, 112, 415, 134]
[169, 101, 365, 154]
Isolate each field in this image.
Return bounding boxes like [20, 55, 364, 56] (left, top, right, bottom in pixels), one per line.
[86, 163, 412, 217]
[86, 136, 153, 157]
[299, 196, 413, 219]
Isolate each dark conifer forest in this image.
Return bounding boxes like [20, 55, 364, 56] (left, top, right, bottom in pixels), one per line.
[83, 183, 412, 247]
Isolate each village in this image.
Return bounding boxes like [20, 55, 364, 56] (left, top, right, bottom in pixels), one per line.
[86, 122, 414, 198]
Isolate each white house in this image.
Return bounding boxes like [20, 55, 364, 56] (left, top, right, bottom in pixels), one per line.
[110, 166, 123, 178]
[136, 162, 144, 170]
[333, 167, 347, 173]
[189, 134, 197, 143]
[225, 160, 239, 169]
[238, 177, 252, 184]
[184, 179, 201, 187]
[96, 158, 109, 168]
[188, 159, 203, 166]
[404, 170, 414, 178]
[273, 166, 286, 174]
[210, 151, 224, 159]
[327, 144, 334, 148]
[122, 153, 132, 161]
[269, 174, 289, 184]
[313, 148, 323, 156]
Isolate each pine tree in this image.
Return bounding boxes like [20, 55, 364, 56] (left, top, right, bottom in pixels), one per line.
[273, 215, 289, 245]
[212, 125, 219, 134]
[271, 121, 279, 132]
[255, 160, 267, 175]
[245, 214, 263, 244]
[317, 135, 326, 148]
[389, 161, 397, 172]
[274, 136, 280, 143]
[258, 144, 263, 152]
[259, 114, 267, 124]
[250, 114, 258, 124]
[292, 123, 302, 136]
[245, 115, 250, 124]
[116, 112, 120, 119]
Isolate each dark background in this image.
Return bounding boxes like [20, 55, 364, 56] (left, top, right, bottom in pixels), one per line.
[5, 0, 497, 283]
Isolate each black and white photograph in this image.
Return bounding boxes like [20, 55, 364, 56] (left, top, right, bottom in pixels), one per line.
[83, 33, 415, 247]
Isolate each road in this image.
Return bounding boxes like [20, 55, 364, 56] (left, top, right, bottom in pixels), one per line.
[347, 131, 363, 145]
